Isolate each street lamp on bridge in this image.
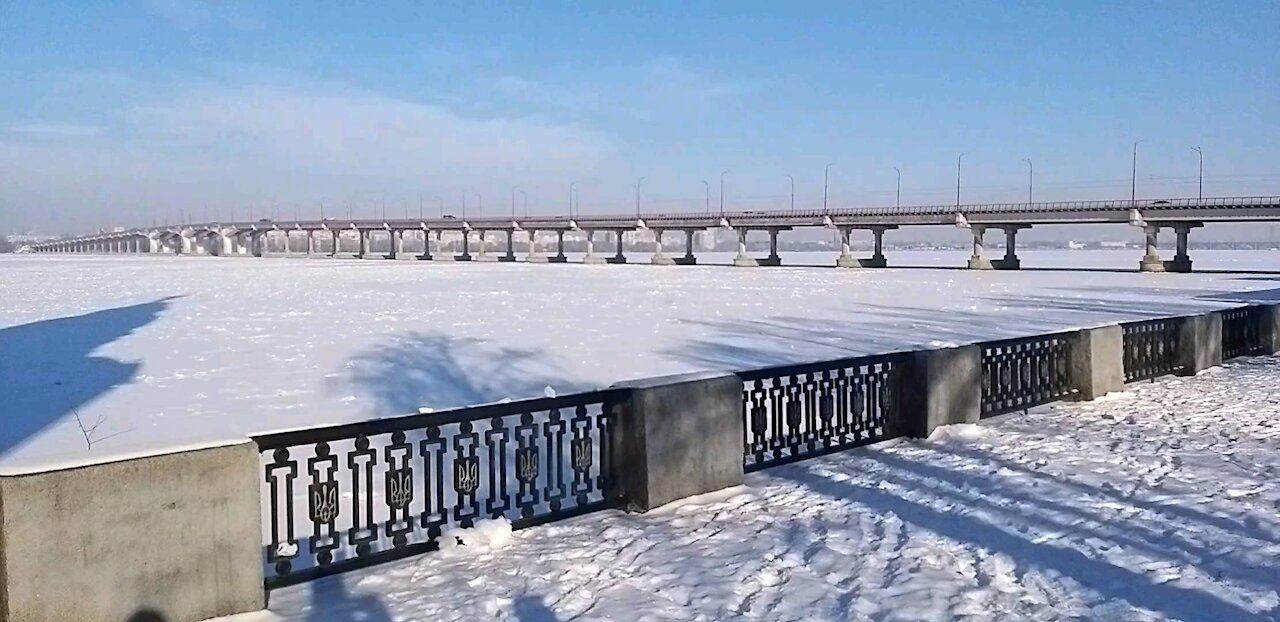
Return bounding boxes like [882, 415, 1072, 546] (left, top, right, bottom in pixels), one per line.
[719, 170, 729, 216]
[635, 177, 646, 217]
[1131, 139, 1145, 207]
[823, 163, 834, 212]
[701, 180, 710, 214]
[1023, 158, 1033, 205]
[569, 182, 577, 218]
[1191, 146, 1203, 199]
[956, 152, 969, 210]
[785, 174, 795, 211]
[891, 167, 901, 208]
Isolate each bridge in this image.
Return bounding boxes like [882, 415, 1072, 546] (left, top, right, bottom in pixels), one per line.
[28, 195, 1280, 272]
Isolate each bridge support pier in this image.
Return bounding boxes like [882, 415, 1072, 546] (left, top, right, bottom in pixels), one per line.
[328, 230, 339, 258]
[476, 230, 496, 261]
[607, 231, 628, 264]
[418, 229, 433, 260]
[733, 228, 758, 267]
[757, 229, 782, 266]
[1166, 223, 1199, 273]
[836, 227, 858, 268]
[526, 230, 546, 263]
[457, 230, 473, 261]
[388, 230, 401, 260]
[992, 225, 1029, 270]
[356, 229, 369, 259]
[1139, 225, 1164, 272]
[550, 230, 568, 263]
[651, 228, 675, 265]
[860, 226, 891, 268]
[675, 229, 698, 265]
[967, 225, 993, 270]
[583, 230, 606, 264]
[501, 230, 517, 262]
[251, 232, 265, 258]
[434, 230, 455, 261]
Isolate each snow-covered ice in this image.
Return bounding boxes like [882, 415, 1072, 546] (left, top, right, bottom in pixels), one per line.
[209, 356, 1280, 622]
[2, 251, 1278, 470]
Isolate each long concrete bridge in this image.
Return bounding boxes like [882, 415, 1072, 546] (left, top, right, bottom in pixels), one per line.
[28, 195, 1280, 272]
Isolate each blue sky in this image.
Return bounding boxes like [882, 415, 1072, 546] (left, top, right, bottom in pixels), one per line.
[1, 1, 1277, 232]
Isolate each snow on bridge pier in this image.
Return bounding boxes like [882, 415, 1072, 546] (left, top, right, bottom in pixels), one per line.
[29, 195, 1280, 273]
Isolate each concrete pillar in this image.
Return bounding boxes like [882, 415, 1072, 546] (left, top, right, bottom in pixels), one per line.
[476, 230, 496, 261]
[967, 225, 993, 270]
[1168, 224, 1197, 273]
[0, 441, 263, 622]
[902, 345, 982, 437]
[733, 228, 758, 267]
[1068, 325, 1125, 399]
[306, 230, 315, 257]
[992, 226, 1025, 270]
[435, 230, 455, 262]
[836, 226, 857, 268]
[458, 230, 472, 261]
[357, 229, 368, 259]
[1177, 312, 1222, 375]
[419, 229, 433, 260]
[551, 230, 568, 263]
[651, 228, 674, 265]
[583, 230, 605, 264]
[500, 230, 516, 262]
[868, 226, 889, 268]
[760, 229, 782, 266]
[677, 229, 698, 265]
[388, 229, 401, 260]
[526, 230, 546, 263]
[609, 230, 628, 264]
[1140, 225, 1164, 272]
[611, 372, 744, 512]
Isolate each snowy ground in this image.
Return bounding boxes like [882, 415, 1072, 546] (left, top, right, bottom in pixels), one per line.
[212, 356, 1280, 622]
[2, 250, 1279, 470]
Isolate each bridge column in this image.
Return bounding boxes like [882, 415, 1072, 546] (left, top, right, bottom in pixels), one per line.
[608, 231, 628, 264]
[992, 225, 1028, 270]
[676, 229, 698, 265]
[551, 230, 568, 263]
[433, 231, 453, 262]
[1139, 225, 1164, 272]
[251, 232, 265, 257]
[304, 231, 314, 257]
[651, 228, 674, 265]
[499, 230, 516, 262]
[582, 230, 604, 264]
[733, 228, 758, 267]
[862, 226, 889, 268]
[967, 225, 993, 270]
[525, 230, 546, 263]
[476, 230, 496, 261]
[418, 228, 433, 260]
[758, 228, 782, 267]
[1167, 223, 1200, 273]
[356, 229, 369, 259]
[387, 229, 400, 260]
[835, 227, 858, 268]
[458, 230, 472, 261]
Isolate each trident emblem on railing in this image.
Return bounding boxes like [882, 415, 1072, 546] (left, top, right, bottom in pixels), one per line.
[309, 481, 340, 524]
[386, 469, 414, 510]
[516, 447, 539, 482]
[454, 457, 480, 495]
[571, 438, 592, 472]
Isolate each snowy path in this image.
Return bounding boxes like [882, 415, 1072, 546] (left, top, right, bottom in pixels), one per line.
[3, 252, 1279, 470]
[217, 357, 1280, 622]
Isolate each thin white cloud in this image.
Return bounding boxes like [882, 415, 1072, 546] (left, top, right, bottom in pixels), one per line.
[4, 123, 107, 137]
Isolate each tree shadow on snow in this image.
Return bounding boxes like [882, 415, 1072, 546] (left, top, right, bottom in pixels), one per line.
[0, 297, 178, 459]
[775, 452, 1278, 621]
[304, 575, 392, 622]
[333, 331, 589, 417]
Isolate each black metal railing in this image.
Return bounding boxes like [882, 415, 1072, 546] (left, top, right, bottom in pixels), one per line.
[739, 353, 909, 472]
[254, 389, 623, 589]
[1222, 306, 1266, 359]
[1122, 318, 1183, 383]
[980, 333, 1074, 418]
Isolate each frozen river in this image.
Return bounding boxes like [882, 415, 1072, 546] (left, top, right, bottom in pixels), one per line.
[2, 250, 1277, 470]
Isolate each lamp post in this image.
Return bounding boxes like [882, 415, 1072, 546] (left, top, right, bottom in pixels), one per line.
[461, 194, 466, 219]
[701, 180, 710, 213]
[635, 177, 645, 217]
[1131, 139, 1144, 206]
[891, 167, 901, 208]
[956, 152, 969, 210]
[785, 174, 795, 211]
[823, 163, 834, 211]
[569, 182, 576, 218]
[1191, 146, 1203, 199]
[572, 187, 579, 217]
[1023, 158, 1033, 205]
[719, 170, 729, 216]
[511, 186, 520, 218]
